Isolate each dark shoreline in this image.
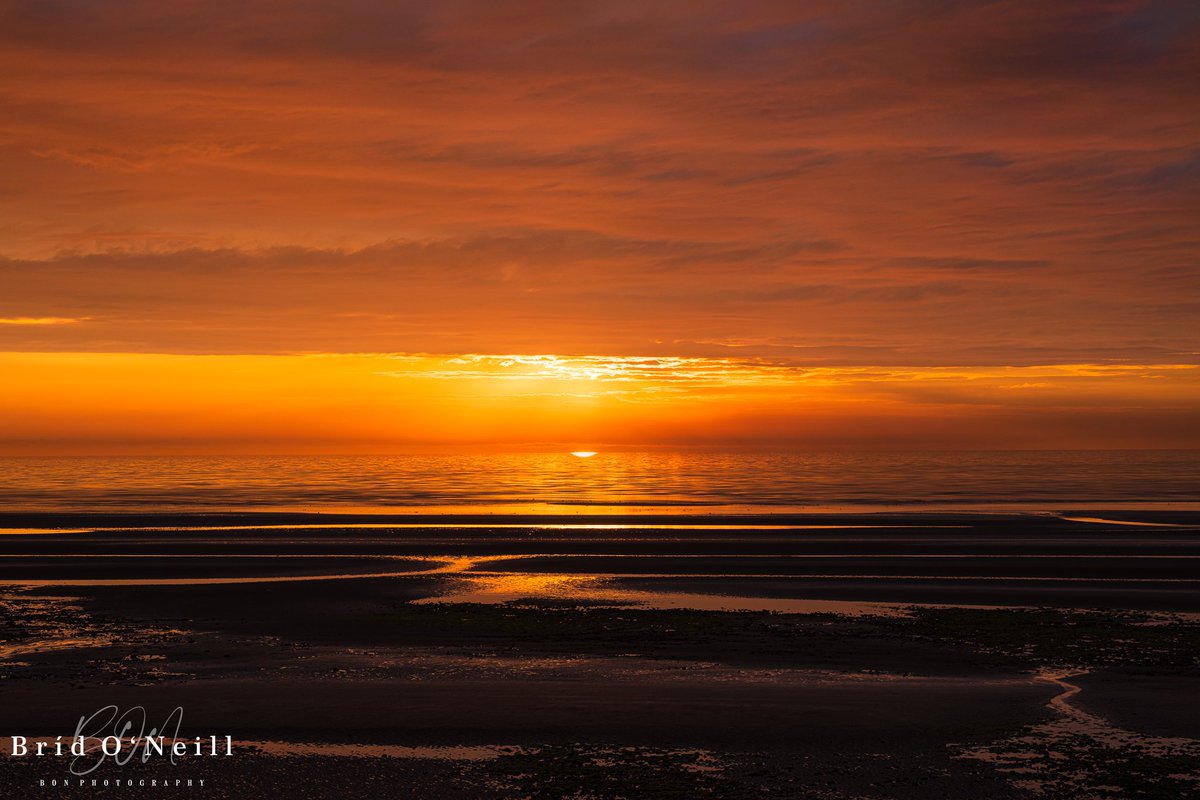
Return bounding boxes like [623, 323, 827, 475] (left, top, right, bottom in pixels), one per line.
[3, 512, 1199, 611]
[2, 508, 1199, 529]
[1, 512, 1198, 798]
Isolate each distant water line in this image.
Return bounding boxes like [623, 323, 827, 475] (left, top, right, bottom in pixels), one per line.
[0, 451, 1196, 513]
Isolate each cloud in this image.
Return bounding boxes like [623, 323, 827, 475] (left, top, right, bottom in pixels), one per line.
[0, 0, 1195, 374]
[0, 316, 84, 326]
[887, 257, 1052, 271]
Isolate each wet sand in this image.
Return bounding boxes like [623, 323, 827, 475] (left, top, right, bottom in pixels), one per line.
[1, 512, 1198, 798]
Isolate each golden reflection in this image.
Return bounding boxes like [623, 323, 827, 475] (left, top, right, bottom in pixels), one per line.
[452, 572, 598, 599]
[419, 572, 904, 615]
[0, 523, 962, 534]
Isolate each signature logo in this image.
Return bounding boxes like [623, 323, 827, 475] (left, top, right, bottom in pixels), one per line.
[10, 706, 232, 777]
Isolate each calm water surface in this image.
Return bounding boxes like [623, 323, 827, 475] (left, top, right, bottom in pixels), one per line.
[0, 451, 1195, 512]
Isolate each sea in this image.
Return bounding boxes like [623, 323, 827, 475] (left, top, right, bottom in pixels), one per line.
[0, 450, 1195, 514]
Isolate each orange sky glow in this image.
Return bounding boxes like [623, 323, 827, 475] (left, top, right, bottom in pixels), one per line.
[1, 1, 1197, 452]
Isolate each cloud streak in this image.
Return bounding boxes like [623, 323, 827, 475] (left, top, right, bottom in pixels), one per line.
[0, 316, 84, 326]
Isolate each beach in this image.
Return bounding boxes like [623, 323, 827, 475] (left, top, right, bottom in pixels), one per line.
[1, 511, 1198, 798]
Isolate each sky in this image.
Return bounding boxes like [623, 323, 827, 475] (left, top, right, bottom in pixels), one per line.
[1, 0, 1198, 452]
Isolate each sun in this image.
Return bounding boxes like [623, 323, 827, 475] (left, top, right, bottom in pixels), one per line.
[570, 451, 598, 458]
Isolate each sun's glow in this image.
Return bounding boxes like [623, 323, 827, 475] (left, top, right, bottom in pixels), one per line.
[0, 351, 1196, 453]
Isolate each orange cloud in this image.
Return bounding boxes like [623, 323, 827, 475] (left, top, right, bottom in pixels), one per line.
[0, 2, 1196, 451]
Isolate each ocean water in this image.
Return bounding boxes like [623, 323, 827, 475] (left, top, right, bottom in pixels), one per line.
[0, 451, 1195, 513]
